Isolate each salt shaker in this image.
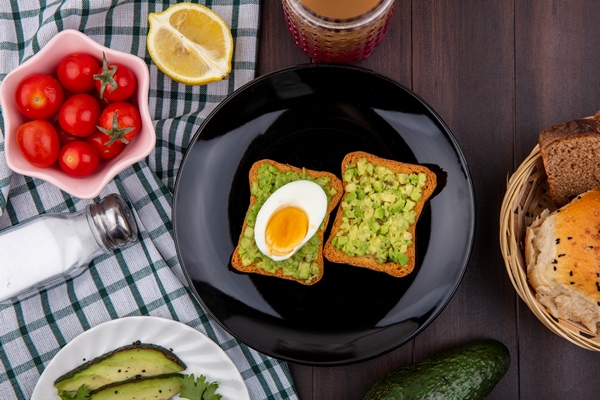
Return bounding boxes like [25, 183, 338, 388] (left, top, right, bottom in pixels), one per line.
[0, 193, 138, 303]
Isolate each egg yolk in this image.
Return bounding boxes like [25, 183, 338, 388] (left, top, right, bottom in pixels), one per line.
[265, 206, 309, 256]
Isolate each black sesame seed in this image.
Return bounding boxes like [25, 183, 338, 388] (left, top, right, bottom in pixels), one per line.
[570, 271, 573, 276]
[578, 195, 582, 199]
[568, 237, 573, 240]
[554, 266, 557, 271]
[570, 282, 575, 285]
[597, 282, 600, 292]
[597, 302, 600, 306]
[558, 254, 566, 257]
[590, 246, 595, 249]
[552, 259, 558, 264]
[556, 238, 560, 244]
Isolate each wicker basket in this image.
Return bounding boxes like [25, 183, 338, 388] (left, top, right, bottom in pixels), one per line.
[499, 144, 600, 350]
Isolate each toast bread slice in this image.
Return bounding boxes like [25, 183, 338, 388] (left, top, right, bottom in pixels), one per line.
[539, 114, 600, 207]
[231, 159, 343, 285]
[323, 151, 437, 278]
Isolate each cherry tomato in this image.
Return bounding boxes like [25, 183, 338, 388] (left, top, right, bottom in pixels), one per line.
[58, 140, 100, 177]
[15, 74, 65, 120]
[94, 53, 137, 102]
[53, 121, 79, 147]
[57, 53, 100, 93]
[97, 101, 142, 144]
[58, 93, 101, 137]
[16, 120, 60, 168]
[86, 130, 125, 160]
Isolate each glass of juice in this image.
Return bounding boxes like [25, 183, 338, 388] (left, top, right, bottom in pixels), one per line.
[281, 0, 396, 64]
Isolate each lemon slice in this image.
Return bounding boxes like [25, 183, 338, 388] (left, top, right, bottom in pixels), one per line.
[147, 3, 233, 85]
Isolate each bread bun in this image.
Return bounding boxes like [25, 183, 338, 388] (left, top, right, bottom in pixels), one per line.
[525, 188, 600, 333]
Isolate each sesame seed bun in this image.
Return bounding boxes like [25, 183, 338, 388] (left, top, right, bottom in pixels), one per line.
[525, 188, 600, 333]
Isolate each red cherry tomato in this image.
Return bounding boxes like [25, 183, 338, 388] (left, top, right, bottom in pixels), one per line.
[15, 74, 65, 120]
[58, 93, 101, 137]
[94, 53, 137, 102]
[56, 53, 100, 93]
[16, 120, 60, 168]
[97, 101, 142, 144]
[58, 140, 100, 177]
[86, 130, 125, 160]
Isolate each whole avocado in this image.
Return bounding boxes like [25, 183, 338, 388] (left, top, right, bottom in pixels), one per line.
[363, 339, 510, 400]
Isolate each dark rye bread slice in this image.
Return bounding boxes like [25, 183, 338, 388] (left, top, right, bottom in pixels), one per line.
[230, 159, 343, 285]
[323, 151, 437, 278]
[539, 114, 600, 207]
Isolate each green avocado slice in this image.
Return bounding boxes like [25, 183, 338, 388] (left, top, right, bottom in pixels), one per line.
[88, 373, 184, 400]
[54, 341, 187, 393]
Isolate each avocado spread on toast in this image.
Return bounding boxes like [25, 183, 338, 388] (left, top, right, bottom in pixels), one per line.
[331, 157, 428, 265]
[237, 163, 337, 284]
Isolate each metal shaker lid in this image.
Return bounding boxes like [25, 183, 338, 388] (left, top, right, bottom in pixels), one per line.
[89, 193, 138, 251]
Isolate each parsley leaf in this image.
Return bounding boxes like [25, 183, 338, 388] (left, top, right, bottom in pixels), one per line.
[179, 374, 222, 400]
[58, 384, 90, 400]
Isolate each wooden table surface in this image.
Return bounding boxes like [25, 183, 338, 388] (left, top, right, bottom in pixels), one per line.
[257, 1, 600, 399]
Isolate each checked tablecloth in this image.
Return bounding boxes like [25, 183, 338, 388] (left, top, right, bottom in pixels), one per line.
[0, 1, 298, 399]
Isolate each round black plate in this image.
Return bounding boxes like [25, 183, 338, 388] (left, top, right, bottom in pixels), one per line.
[173, 64, 475, 366]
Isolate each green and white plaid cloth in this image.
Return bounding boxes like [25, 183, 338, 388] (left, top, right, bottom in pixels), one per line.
[0, 1, 298, 399]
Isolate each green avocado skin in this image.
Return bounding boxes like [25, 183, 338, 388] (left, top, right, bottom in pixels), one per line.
[362, 339, 510, 400]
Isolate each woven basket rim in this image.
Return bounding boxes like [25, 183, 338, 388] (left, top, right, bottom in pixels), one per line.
[500, 143, 600, 351]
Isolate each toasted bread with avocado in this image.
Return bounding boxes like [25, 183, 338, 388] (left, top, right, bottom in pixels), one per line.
[231, 159, 343, 285]
[324, 151, 437, 278]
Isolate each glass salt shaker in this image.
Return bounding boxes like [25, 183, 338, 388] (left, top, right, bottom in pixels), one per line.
[0, 193, 138, 303]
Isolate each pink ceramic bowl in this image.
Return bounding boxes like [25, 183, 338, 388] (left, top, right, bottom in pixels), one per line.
[0, 29, 154, 199]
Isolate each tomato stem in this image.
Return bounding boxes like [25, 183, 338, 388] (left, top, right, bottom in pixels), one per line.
[97, 111, 134, 145]
[94, 52, 119, 99]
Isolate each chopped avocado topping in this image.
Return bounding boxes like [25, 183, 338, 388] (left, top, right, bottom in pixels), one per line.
[332, 157, 428, 265]
[238, 164, 337, 284]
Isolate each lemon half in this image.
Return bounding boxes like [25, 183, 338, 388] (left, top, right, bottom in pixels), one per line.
[147, 2, 233, 85]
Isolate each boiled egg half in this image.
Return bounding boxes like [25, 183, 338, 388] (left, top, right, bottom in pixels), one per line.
[254, 180, 327, 261]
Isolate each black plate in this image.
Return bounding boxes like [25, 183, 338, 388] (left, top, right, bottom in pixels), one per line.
[173, 64, 475, 366]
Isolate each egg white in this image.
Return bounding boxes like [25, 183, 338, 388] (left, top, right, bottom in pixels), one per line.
[254, 180, 328, 261]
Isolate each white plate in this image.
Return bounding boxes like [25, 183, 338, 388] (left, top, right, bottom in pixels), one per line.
[32, 316, 250, 400]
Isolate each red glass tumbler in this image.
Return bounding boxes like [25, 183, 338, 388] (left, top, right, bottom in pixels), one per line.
[281, 0, 396, 64]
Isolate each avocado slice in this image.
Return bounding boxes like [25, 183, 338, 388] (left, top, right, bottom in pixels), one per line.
[88, 373, 183, 400]
[363, 339, 510, 400]
[54, 341, 187, 393]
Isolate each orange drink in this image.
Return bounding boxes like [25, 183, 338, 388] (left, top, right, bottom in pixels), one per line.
[300, 0, 381, 20]
[281, 0, 395, 63]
